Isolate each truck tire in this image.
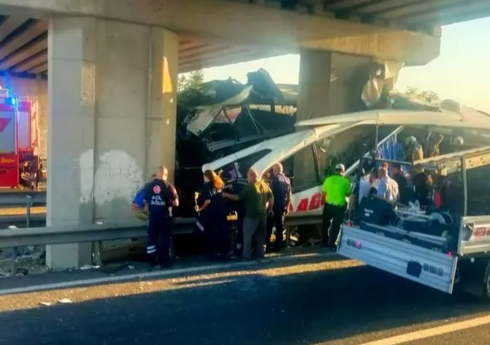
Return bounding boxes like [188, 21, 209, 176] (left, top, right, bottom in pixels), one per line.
[483, 261, 490, 301]
[459, 258, 490, 301]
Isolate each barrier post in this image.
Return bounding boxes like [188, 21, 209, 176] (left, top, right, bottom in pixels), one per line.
[10, 246, 17, 275]
[93, 241, 102, 266]
[26, 195, 32, 228]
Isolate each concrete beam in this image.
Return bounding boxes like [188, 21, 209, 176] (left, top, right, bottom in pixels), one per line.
[0, 15, 28, 41]
[0, 0, 440, 64]
[400, 1, 490, 26]
[12, 50, 47, 72]
[179, 49, 286, 73]
[26, 62, 47, 74]
[0, 33, 47, 70]
[0, 20, 47, 60]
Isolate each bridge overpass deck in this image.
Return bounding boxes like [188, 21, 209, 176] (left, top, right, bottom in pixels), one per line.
[256, 0, 490, 32]
[0, 16, 285, 77]
[0, 0, 488, 78]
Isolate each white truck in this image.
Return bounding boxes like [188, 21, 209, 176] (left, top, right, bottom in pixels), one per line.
[203, 105, 490, 300]
[339, 147, 490, 300]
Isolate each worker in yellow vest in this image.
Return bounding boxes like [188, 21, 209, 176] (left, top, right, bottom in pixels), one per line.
[321, 164, 351, 250]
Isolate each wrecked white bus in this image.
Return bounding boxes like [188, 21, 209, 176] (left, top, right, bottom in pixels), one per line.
[202, 105, 490, 300]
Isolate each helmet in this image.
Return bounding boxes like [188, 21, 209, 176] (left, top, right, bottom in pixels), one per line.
[335, 163, 346, 172]
[452, 136, 464, 145]
[405, 136, 417, 146]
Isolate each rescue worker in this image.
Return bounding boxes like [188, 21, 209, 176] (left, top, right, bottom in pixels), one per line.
[224, 168, 274, 260]
[197, 170, 229, 261]
[227, 174, 248, 259]
[440, 136, 464, 154]
[425, 132, 444, 158]
[377, 167, 399, 202]
[412, 170, 434, 209]
[144, 166, 179, 268]
[358, 169, 378, 205]
[321, 164, 350, 250]
[266, 163, 291, 253]
[132, 174, 156, 221]
[391, 163, 410, 205]
[349, 169, 377, 222]
[404, 136, 424, 162]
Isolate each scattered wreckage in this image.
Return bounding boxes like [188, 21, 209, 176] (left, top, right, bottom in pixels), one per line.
[175, 69, 297, 217]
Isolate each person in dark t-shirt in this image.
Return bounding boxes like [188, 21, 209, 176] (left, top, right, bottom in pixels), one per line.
[197, 170, 229, 260]
[224, 168, 274, 260]
[391, 163, 410, 205]
[412, 170, 434, 209]
[144, 166, 179, 267]
[266, 163, 291, 252]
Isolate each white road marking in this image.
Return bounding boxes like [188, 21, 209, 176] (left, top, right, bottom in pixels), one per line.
[0, 252, 335, 296]
[362, 314, 490, 345]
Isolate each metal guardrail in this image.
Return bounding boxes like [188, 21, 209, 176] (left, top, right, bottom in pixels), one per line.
[0, 214, 45, 226]
[0, 191, 46, 207]
[0, 222, 147, 249]
[0, 191, 45, 227]
[0, 215, 321, 249]
[0, 214, 322, 274]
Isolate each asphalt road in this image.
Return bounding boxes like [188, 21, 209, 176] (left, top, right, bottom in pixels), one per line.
[0, 251, 489, 345]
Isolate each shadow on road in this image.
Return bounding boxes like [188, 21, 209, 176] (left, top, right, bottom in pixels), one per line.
[0, 253, 489, 344]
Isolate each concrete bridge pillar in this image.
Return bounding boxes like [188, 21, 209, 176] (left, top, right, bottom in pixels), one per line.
[294, 50, 373, 187]
[46, 16, 178, 270]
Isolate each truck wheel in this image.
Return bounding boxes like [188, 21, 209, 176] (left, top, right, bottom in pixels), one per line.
[484, 263, 490, 301]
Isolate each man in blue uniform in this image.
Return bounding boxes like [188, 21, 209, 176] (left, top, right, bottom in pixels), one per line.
[144, 166, 179, 268]
[132, 174, 156, 220]
[266, 163, 291, 253]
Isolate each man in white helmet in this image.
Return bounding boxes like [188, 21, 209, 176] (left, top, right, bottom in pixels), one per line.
[404, 135, 424, 162]
[441, 136, 464, 154]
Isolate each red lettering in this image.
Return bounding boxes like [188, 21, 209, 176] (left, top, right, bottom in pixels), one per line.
[308, 193, 322, 210]
[475, 228, 485, 241]
[296, 198, 308, 212]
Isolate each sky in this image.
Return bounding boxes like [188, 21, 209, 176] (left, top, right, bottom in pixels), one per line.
[202, 17, 490, 113]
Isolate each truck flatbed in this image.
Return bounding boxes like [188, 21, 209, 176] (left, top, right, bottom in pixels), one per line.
[338, 145, 490, 298]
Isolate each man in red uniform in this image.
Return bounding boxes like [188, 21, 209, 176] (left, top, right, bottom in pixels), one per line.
[144, 166, 179, 268]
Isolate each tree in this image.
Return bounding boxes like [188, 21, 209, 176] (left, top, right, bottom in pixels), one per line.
[178, 70, 204, 93]
[404, 86, 439, 104]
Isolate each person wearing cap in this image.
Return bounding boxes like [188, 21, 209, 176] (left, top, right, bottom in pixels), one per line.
[224, 168, 274, 260]
[321, 163, 351, 250]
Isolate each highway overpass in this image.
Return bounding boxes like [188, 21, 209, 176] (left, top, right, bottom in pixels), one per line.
[0, 0, 489, 77]
[0, 0, 489, 270]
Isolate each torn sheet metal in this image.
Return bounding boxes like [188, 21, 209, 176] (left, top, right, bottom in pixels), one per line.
[186, 85, 253, 136]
